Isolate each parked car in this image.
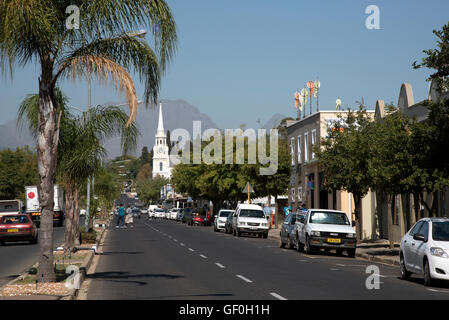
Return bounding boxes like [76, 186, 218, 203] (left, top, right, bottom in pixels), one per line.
[224, 212, 234, 234]
[232, 204, 269, 238]
[192, 207, 211, 226]
[170, 208, 180, 220]
[176, 209, 184, 222]
[154, 208, 165, 219]
[182, 208, 193, 224]
[141, 208, 148, 215]
[293, 209, 357, 256]
[214, 209, 234, 232]
[0, 214, 38, 245]
[280, 212, 298, 249]
[400, 217, 449, 286]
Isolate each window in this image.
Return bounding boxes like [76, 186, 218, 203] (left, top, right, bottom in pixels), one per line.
[239, 210, 265, 218]
[297, 135, 302, 163]
[409, 221, 424, 236]
[419, 221, 429, 241]
[290, 137, 295, 165]
[304, 132, 309, 162]
[432, 221, 449, 241]
[311, 129, 316, 159]
[309, 211, 350, 225]
[159, 162, 163, 172]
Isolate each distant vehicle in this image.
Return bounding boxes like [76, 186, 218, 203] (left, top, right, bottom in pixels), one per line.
[0, 200, 24, 217]
[182, 208, 193, 224]
[293, 209, 356, 257]
[280, 212, 298, 249]
[132, 207, 141, 219]
[0, 214, 38, 245]
[148, 205, 158, 214]
[176, 209, 184, 221]
[214, 210, 234, 232]
[400, 218, 449, 286]
[141, 208, 148, 215]
[25, 185, 64, 227]
[224, 212, 234, 234]
[170, 208, 180, 220]
[232, 204, 269, 238]
[154, 208, 165, 219]
[192, 207, 211, 226]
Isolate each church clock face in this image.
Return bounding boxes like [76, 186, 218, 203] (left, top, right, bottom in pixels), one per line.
[157, 146, 165, 154]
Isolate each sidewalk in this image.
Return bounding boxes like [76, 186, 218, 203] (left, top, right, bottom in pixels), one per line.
[268, 227, 400, 267]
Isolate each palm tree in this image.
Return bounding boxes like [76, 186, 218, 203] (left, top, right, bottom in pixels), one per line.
[1, 0, 176, 281]
[18, 91, 139, 251]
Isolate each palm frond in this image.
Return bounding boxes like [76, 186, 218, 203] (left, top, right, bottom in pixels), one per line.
[61, 55, 138, 126]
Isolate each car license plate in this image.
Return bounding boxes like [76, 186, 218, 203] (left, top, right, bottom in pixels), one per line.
[327, 238, 341, 243]
[7, 229, 19, 233]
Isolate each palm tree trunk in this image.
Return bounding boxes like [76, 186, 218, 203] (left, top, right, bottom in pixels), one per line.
[73, 187, 81, 246]
[37, 65, 59, 282]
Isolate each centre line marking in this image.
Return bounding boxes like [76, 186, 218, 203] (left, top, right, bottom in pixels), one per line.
[215, 263, 225, 269]
[180, 243, 185, 246]
[199, 254, 207, 259]
[270, 292, 287, 300]
[188, 248, 195, 252]
[173, 239, 178, 242]
[236, 275, 253, 283]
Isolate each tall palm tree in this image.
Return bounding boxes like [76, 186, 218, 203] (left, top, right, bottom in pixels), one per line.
[1, 0, 177, 281]
[18, 91, 139, 251]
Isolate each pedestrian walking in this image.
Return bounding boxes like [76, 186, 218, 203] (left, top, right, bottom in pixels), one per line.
[263, 202, 273, 228]
[125, 205, 134, 228]
[116, 204, 125, 228]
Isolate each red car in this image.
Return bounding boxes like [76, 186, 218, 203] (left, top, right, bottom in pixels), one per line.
[192, 212, 212, 226]
[0, 214, 38, 245]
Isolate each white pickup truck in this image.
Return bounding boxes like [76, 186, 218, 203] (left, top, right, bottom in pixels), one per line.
[293, 209, 357, 257]
[232, 204, 269, 238]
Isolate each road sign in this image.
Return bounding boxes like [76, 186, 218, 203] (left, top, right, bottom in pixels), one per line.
[242, 182, 254, 194]
[242, 182, 254, 204]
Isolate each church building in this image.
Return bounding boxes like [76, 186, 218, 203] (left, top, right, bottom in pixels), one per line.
[152, 103, 172, 179]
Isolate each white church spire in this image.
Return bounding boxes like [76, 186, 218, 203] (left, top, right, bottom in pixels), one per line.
[156, 103, 165, 136]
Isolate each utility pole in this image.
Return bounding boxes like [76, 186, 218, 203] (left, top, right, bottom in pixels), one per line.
[85, 76, 91, 232]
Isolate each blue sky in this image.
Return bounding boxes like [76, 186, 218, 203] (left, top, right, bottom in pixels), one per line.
[1, 0, 448, 129]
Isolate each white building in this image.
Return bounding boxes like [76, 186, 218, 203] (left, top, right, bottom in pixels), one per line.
[152, 103, 172, 179]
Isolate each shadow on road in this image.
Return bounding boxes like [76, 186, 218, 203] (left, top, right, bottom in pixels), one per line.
[87, 271, 184, 286]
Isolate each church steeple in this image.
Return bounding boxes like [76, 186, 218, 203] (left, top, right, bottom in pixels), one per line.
[156, 103, 165, 137]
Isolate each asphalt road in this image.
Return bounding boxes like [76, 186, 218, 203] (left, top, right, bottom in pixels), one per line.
[0, 225, 66, 287]
[87, 217, 449, 300]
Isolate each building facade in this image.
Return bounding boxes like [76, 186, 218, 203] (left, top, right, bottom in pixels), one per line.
[152, 103, 172, 179]
[286, 110, 376, 240]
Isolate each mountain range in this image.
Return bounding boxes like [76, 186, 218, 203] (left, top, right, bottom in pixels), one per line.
[0, 99, 286, 158]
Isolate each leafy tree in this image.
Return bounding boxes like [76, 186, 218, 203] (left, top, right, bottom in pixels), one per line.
[18, 92, 138, 250]
[367, 105, 415, 247]
[413, 22, 449, 91]
[0, 147, 38, 201]
[1, 0, 177, 281]
[140, 146, 151, 166]
[315, 105, 373, 241]
[136, 174, 169, 205]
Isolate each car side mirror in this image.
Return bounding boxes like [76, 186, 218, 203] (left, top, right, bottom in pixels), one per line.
[413, 234, 426, 242]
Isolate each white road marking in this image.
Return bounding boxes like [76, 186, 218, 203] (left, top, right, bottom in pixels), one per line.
[329, 268, 339, 271]
[236, 275, 253, 283]
[336, 264, 345, 267]
[215, 263, 225, 269]
[270, 292, 288, 300]
[173, 239, 178, 242]
[188, 248, 195, 252]
[180, 243, 185, 246]
[199, 254, 207, 259]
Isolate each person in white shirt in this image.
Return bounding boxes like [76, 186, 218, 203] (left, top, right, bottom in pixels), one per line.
[125, 206, 134, 228]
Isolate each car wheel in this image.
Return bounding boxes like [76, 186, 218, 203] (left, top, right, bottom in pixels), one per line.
[296, 235, 304, 252]
[286, 236, 292, 249]
[304, 236, 315, 254]
[30, 235, 38, 245]
[400, 253, 411, 280]
[263, 232, 268, 239]
[423, 258, 433, 286]
[347, 248, 356, 258]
